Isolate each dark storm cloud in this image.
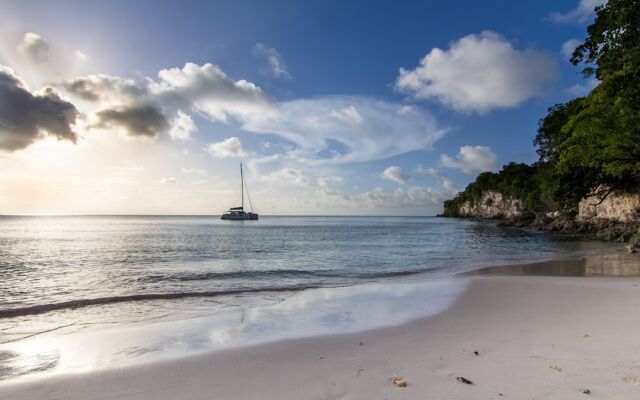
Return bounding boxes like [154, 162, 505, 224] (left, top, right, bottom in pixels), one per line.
[0, 66, 79, 152]
[92, 103, 170, 137]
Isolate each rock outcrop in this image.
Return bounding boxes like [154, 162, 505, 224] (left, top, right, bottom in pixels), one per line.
[457, 191, 523, 219]
[446, 189, 640, 252]
[578, 190, 640, 222]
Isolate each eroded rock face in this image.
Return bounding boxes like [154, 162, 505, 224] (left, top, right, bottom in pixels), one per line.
[578, 191, 640, 222]
[458, 191, 523, 219]
[445, 188, 640, 248]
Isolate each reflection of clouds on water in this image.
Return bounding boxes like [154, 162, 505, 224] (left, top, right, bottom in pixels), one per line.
[0, 278, 468, 381]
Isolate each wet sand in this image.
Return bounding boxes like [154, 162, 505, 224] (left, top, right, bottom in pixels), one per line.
[473, 251, 640, 276]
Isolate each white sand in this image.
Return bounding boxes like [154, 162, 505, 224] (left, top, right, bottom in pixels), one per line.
[2, 275, 640, 399]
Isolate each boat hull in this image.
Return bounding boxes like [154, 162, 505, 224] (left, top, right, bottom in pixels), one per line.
[221, 212, 259, 220]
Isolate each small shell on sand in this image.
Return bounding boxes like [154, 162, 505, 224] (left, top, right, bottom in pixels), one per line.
[392, 377, 408, 387]
[624, 376, 640, 386]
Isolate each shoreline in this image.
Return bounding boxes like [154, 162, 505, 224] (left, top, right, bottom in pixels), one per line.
[2, 256, 640, 399]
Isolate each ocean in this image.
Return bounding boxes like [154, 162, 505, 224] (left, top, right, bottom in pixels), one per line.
[0, 215, 617, 380]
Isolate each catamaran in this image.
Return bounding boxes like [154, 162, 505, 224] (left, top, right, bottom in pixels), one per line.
[221, 163, 259, 220]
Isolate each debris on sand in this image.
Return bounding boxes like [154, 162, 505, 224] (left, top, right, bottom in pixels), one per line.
[549, 364, 562, 372]
[581, 388, 591, 395]
[473, 351, 479, 356]
[392, 377, 408, 387]
[624, 375, 640, 386]
[456, 376, 473, 385]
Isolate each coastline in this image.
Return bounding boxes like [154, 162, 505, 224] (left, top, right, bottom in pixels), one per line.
[3, 254, 640, 399]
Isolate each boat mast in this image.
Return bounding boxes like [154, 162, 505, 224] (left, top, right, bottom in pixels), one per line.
[241, 163, 244, 210]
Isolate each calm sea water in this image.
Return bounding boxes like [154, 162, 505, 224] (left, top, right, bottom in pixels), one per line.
[0, 216, 617, 380]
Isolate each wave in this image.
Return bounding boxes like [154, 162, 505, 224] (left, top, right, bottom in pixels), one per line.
[0, 284, 327, 319]
[0, 267, 443, 319]
[140, 269, 344, 282]
[140, 266, 441, 283]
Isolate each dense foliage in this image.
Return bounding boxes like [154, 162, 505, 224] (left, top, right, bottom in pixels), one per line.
[444, 0, 640, 217]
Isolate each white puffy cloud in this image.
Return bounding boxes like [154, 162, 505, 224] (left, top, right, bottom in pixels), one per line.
[206, 137, 248, 158]
[242, 96, 444, 165]
[151, 62, 277, 123]
[561, 39, 582, 60]
[262, 168, 310, 186]
[550, 0, 605, 24]
[381, 166, 410, 184]
[395, 31, 557, 113]
[252, 43, 291, 79]
[17, 32, 49, 63]
[169, 110, 196, 140]
[439, 145, 498, 173]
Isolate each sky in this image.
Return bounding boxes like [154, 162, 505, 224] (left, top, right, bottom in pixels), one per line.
[0, 0, 604, 215]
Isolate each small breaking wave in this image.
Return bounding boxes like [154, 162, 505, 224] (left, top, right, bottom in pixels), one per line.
[140, 266, 441, 283]
[0, 284, 327, 319]
[0, 267, 444, 319]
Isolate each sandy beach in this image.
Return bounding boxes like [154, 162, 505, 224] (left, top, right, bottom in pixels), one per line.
[3, 265, 640, 400]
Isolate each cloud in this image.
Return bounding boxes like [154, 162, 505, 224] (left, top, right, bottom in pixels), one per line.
[353, 186, 445, 209]
[242, 96, 445, 165]
[262, 167, 310, 186]
[75, 50, 89, 62]
[252, 43, 291, 79]
[206, 136, 248, 158]
[180, 168, 205, 175]
[62, 63, 277, 139]
[62, 74, 146, 102]
[415, 166, 457, 192]
[92, 103, 169, 137]
[381, 166, 410, 184]
[317, 175, 343, 188]
[0, 65, 79, 151]
[150, 62, 277, 123]
[550, 0, 605, 23]
[565, 76, 599, 96]
[395, 31, 557, 113]
[439, 145, 498, 173]
[328, 106, 363, 126]
[17, 32, 50, 63]
[61, 65, 442, 168]
[561, 39, 582, 60]
[169, 110, 196, 140]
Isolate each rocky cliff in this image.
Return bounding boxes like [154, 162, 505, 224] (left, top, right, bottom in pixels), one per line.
[445, 189, 640, 252]
[578, 190, 640, 222]
[456, 191, 523, 219]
